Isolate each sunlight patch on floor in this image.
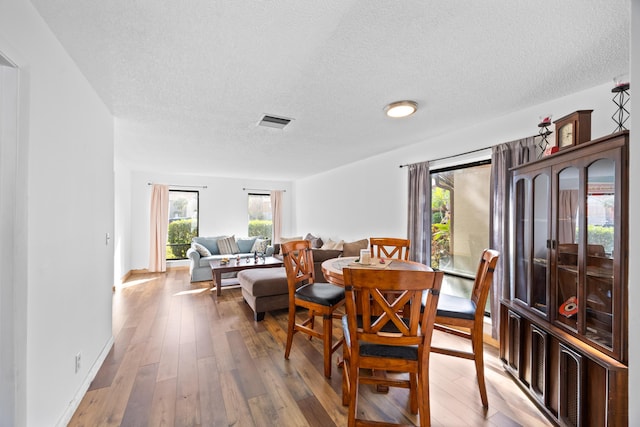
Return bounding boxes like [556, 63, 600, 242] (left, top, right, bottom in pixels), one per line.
[173, 288, 210, 297]
[117, 277, 158, 289]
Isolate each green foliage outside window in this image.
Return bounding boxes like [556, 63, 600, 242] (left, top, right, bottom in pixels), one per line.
[431, 222, 450, 269]
[249, 219, 272, 239]
[431, 186, 451, 269]
[588, 225, 614, 255]
[167, 219, 197, 259]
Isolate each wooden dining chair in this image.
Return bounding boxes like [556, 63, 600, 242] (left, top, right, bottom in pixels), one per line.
[342, 267, 444, 427]
[430, 248, 499, 408]
[282, 240, 345, 378]
[369, 237, 411, 260]
[370, 237, 412, 320]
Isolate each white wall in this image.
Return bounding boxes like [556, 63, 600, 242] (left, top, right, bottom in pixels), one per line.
[114, 160, 132, 281]
[124, 170, 293, 272]
[0, 1, 115, 425]
[0, 53, 21, 427]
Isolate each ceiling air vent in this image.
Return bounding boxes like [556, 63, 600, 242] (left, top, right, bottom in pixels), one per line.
[258, 114, 293, 129]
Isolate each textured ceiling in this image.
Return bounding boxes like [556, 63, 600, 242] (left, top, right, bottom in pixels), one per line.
[30, 0, 630, 180]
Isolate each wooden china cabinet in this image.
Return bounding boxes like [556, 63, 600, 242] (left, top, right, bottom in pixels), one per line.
[500, 131, 628, 426]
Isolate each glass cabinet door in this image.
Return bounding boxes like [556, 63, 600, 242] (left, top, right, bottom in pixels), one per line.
[555, 166, 580, 332]
[514, 177, 530, 305]
[532, 174, 549, 315]
[585, 159, 615, 349]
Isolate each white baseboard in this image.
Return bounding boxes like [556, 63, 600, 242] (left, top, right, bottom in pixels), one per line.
[55, 335, 114, 427]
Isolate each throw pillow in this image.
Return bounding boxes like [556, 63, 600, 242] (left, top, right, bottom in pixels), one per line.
[304, 233, 324, 249]
[251, 238, 269, 253]
[321, 239, 344, 251]
[236, 236, 258, 253]
[193, 242, 212, 257]
[217, 235, 240, 255]
[193, 236, 225, 255]
[342, 238, 369, 257]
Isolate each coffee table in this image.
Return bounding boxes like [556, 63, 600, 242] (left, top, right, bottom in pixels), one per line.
[209, 256, 284, 296]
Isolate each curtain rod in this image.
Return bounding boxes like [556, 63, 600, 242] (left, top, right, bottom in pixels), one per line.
[147, 182, 208, 189]
[398, 146, 493, 168]
[399, 132, 542, 168]
[243, 187, 286, 192]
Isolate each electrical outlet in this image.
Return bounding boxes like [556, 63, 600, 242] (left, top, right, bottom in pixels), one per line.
[75, 352, 81, 373]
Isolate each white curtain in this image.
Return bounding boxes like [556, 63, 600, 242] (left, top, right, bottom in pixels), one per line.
[149, 184, 169, 272]
[271, 190, 283, 244]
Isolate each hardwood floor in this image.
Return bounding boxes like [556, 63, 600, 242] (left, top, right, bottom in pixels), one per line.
[69, 269, 552, 427]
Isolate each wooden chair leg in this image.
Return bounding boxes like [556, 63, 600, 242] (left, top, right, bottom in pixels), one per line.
[323, 314, 332, 378]
[347, 361, 359, 427]
[472, 327, 488, 407]
[342, 345, 350, 406]
[418, 363, 430, 427]
[284, 305, 296, 360]
[409, 373, 418, 414]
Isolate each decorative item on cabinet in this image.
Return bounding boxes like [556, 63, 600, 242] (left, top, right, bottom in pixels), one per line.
[611, 74, 630, 132]
[543, 146, 559, 157]
[553, 110, 593, 150]
[537, 115, 553, 158]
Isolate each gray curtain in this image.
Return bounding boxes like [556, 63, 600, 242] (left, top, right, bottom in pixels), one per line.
[407, 161, 431, 264]
[489, 136, 536, 338]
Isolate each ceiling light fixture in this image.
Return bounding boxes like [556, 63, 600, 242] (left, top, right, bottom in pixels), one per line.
[384, 100, 418, 118]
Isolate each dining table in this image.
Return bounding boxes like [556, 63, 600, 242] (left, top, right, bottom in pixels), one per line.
[321, 256, 432, 286]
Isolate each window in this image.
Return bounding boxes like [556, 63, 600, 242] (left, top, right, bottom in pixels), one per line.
[431, 160, 491, 311]
[166, 190, 199, 260]
[248, 193, 272, 239]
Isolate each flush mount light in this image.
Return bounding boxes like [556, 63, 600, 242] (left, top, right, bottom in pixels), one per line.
[384, 100, 418, 118]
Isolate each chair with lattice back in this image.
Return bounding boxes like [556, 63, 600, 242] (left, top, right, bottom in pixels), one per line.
[282, 239, 345, 378]
[430, 248, 500, 408]
[342, 267, 443, 427]
[369, 237, 411, 261]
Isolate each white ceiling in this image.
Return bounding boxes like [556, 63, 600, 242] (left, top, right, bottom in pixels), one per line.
[30, 0, 630, 181]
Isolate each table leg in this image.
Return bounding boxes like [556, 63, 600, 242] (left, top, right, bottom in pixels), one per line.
[215, 271, 222, 296]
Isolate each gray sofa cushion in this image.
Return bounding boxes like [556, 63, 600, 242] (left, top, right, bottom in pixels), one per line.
[311, 249, 343, 263]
